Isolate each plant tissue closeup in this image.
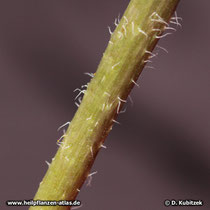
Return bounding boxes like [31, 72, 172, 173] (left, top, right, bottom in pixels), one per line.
[1, 0, 210, 210]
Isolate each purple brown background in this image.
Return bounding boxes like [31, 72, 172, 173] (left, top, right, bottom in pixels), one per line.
[0, 0, 210, 209]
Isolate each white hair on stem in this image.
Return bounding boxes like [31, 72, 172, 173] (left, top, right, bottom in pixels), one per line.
[45, 161, 50, 167]
[117, 101, 121, 114]
[102, 103, 105, 111]
[74, 89, 86, 100]
[149, 53, 158, 59]
[145, 66, 155, 69]
[173, 11, 183, 21]
[101, 75, 106, 83]
[165, 26, 176, 31]
[144, 59, 153, 63]
[138, 27, 148, 38]
[170, 20, 182, 27]
[73, 88, 81, 92]
[118, 31, 123, 39]
[112, 119, 120, 125]
[117, 13, 121, 24]
[170, 11, 182, 27]
[112, 62, 121, 69]
[123, 16, 128, 25]
[118, 96, 127, 103]
[57, 121, 70, 131]
[63, 145, 70, 150]
[86, 171, 97, 187]
[145, 50, 158, 62]
[95, 121, 98, 127]
[86, 116, 92, 121]
[131, 79, 140, 87]
[84, 72, 94, 78]
[90, 146, 93, 158]
[56, 141, 63, 147]
[150, 12, 169, 26]
[104, 92, 110, 97]
[156, 32, 172, 39]
[122, 24, 127, 37]
[57, 134, 67, 142]
[128, 95, 134, 106]
[62, 128, 66, 135]
[145, 50, 156, 56]
[132, 21, 135, 35]
[75, 102, 80, 107]
[108, 26, 113, 35]
[65, 156, 69, 161]
[114, 18, 118, 27]
[108, 103, 113, 109]
[117, 100, 127, 114]
[152, 28, 162, 32]
[120, 106, 127, 114]
[81, 84, 88, 88]
[88, 171, 98, 177]
[100, 144, 107, 149]
[156, 45, 168, 53]
[78, 96, 82, 104]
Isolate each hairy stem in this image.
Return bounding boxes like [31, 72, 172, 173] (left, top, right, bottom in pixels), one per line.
[31, 0, 180, 209]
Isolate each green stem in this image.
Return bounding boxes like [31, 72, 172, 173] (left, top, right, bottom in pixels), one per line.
[30, 0, 180, 209]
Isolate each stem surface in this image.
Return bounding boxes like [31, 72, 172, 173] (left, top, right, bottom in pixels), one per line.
[31, 0, 180, 209]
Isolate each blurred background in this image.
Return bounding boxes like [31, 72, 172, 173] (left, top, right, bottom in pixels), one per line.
[0, 0, 210, 209]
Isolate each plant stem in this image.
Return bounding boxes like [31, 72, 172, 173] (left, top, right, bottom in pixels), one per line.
[30, 0, 180, 209]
